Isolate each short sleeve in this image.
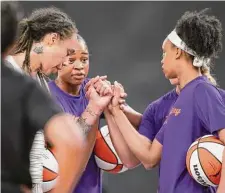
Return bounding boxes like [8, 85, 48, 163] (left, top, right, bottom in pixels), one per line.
[138, 103, 156, 141]
[24, 80, 62, 132]
[194, 83, 225, 134]
[155, 125, 165, 145]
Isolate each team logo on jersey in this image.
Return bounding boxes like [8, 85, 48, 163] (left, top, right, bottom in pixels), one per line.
[163, 107, 181, 125]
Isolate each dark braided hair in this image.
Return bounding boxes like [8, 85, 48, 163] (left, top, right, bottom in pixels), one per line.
[175, 8, 223, 60]
[13, 7, 77, 73]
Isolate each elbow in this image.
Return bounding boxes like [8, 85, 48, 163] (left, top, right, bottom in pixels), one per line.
[143, 162, 158, 170]
[123, 162, 139, 169]
[120, 159, 140, 170]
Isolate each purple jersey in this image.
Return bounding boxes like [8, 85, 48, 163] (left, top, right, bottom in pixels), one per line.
[156, 76, 225, 193]
[48, 79, 102, 193]
[138, 89, 178, 141]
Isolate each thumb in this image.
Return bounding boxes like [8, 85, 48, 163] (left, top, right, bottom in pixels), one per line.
[114, 81, 120, 96]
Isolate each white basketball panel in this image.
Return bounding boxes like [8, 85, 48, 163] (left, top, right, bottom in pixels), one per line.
[42, 177, 58, 192]
[190, 150, 216, 187]
[42, 149, 58, 173]
[95, 155, 116, 170]
[198, 142, 224, 162]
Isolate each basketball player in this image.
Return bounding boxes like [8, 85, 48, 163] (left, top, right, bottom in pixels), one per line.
[104, 9, 225, 193]
[1, 2, 104, 193]
[48, 34, 128, 193]
[4, 6, 111, 193]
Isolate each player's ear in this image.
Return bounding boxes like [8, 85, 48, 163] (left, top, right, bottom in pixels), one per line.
[175, 47, 182, 59]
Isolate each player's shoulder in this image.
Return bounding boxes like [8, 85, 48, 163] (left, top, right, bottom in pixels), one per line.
[154, 89, 177, 104]
[194, 81, 223, 102]
[217, 87, 225, 97]
[194, 80, 218, 92]
[146, 89, 177, 111]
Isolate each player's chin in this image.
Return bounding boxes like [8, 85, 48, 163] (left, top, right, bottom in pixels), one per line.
[163, 71, 170, 80]
[70, 79, 84, 85]
[164, 71, 176, 80]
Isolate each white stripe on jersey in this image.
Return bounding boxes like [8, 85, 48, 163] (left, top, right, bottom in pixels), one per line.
[30, 130, 45, 193]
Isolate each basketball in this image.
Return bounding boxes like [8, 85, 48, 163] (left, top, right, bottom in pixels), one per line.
[42, 148, 59, 192]
[186, 135, 225, 187]
[94, 125, 128, 173]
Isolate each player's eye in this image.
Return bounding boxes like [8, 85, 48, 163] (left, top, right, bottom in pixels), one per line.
[69, 59, 75, 64]
[81, 57, 88, 63]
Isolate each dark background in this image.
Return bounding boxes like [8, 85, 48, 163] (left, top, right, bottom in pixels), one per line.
[20, 2, 225, 193]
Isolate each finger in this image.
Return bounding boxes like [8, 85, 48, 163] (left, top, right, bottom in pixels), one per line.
[111, 85, 115, 95]
[85, 76, 99, 91]
[99, 85, 107, 96]
[119, 99, 126, 104]
[116, 81, 125, 93]
[95, 81, 103, 93]
[120, 92, 127, 98]
[85, 85, 94, 99]
[114, 81, 121, 96]
[120, 104, 125, 111]
[99, 75, 107, 81]
[104, 87, 113, 96]
[93, 80, 101, 89]
[104, 80, 111, 86]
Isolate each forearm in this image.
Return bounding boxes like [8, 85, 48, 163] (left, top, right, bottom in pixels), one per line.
[45, 111, 97, 193]
[123, 105, 142, 128]
[104, 110, 140, 169]
[78, 102, 102, 131]
[112, 107, 155, 166]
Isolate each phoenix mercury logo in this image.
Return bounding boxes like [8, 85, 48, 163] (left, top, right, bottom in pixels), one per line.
[163, 107, 181, 124]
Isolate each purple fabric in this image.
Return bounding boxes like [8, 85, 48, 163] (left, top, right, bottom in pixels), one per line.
[48, 79, 102, 193]
[158, 76, 225, 193]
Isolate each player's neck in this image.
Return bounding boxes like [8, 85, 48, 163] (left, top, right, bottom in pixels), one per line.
[55, 78, 81, 96]
[13, 52, 41, 77]
[178, 64, 201, 90]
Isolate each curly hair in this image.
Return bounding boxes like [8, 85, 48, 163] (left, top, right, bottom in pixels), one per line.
[13, 7, 77, 73]
[175, 8, 223, 59]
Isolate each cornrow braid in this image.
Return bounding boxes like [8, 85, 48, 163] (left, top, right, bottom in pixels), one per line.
[13, 7, 77, 73]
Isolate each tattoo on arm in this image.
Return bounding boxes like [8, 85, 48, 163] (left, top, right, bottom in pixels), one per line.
[74, 107, 100, 136]
[85, 107, 99, 117]
[76, 116, 92, 136]
[33, 46, 43, 54]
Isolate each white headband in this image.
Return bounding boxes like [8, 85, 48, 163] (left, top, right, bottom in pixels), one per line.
[167, 30, 210, 68]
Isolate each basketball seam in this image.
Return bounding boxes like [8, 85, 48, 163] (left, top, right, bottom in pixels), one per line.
[198, 147, 222, 164]
[43, 178, 57, 182]
[199, 141, 224, 146]
[197, 137, 216, 187]
[197, 147, 222, 186]
[99, 129, 119, 164]
[43, 166, 58, 176]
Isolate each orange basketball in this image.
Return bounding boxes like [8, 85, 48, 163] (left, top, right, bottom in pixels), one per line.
[94, 125, 128, 173]
[42, 147, 59, 192]
[186, 135, 225, 187]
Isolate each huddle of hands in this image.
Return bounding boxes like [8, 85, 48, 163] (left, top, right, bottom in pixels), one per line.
[85, 75, 127, 115]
